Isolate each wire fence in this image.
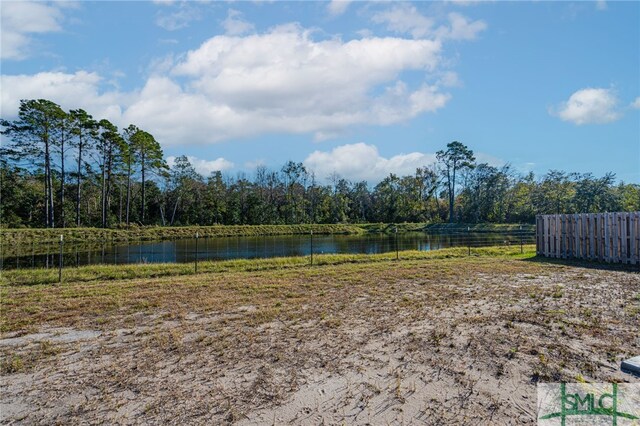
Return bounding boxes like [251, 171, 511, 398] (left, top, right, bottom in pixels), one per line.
[1, 228, 535, 273]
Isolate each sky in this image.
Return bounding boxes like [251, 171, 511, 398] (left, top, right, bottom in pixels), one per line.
[1, 0, 639, 184]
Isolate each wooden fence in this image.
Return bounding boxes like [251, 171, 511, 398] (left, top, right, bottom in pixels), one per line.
[536, 212, 640, 264]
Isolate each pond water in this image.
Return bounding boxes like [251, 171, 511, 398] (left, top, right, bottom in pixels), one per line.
[2, 231, 534, 270]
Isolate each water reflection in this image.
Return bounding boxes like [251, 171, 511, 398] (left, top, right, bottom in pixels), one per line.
[3, 232, 533, 270]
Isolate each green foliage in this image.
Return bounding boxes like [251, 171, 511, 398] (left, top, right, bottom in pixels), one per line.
[2, 99, 636, 231]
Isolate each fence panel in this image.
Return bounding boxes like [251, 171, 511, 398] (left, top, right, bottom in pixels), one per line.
[536, 212, 640, 264]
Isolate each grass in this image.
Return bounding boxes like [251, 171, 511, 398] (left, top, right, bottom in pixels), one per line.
[425, 223, 535, 232]
[0, 223, 367, 246]
[0, 246, 537, 334]
[1, 245, 536, 287]
[356, 222, 430, 233]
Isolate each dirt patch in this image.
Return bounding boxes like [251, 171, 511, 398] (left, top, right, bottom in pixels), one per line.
[1, 258, 639, 424]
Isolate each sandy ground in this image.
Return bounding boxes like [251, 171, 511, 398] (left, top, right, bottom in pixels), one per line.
[1, 258, 639, 424]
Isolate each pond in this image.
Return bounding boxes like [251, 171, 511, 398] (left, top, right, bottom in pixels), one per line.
[1, 231, 534, 270]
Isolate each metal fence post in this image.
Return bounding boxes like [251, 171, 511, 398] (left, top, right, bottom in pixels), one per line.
[467, 226, 471, 256]
[195, 232, 199, 273]
[310, 230, 314, 266]
[395, 227, 399, 260]
[520, 225, 523, 254]
[59, 234, 63, 283]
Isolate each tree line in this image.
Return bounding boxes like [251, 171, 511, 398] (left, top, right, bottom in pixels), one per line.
[1, 99, 638, 229]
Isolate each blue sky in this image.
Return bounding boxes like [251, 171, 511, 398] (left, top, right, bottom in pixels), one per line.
[1, 0, 639, 183]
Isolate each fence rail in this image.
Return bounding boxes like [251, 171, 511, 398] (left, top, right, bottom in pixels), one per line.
[536, 212, 640, 264]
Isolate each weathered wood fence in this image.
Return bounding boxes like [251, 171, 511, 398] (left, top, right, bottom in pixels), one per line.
[536, 212, 640, 264]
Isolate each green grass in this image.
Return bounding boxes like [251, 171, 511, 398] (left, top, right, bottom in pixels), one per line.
[0, 224, 366, 249]
[356, 222, 430, 233]
[425, 223, 534, 232]
[1, 245, 537, 286]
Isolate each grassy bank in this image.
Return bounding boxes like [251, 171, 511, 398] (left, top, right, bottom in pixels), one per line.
[0, 224, 366, 246]
[356, 222, 429, 233]
[425, 223, 534, 233]
[0, 222, 536, 247]
[1, 245, 536, 287]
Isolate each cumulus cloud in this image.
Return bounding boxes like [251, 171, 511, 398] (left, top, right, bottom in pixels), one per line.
[327, 0, 352, 17]
[553, 88, 621, 125]
[128, 25, 448, 144]
[0, 71, 127, 123]
[632, 97, 640, 109]
[167, 155, 234, 176]
[304, 143, 436, 182]
[372, 5, 486, 41]
[1, 1, 65, 60]
[2, 24, 457, 146]
[221, 9, 254, 36]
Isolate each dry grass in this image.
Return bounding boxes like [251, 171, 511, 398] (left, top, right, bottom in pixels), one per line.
[1, 253, 639, 424]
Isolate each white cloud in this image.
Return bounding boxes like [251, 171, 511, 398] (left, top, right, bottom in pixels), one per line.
[632, 97, 640, 109]
[128, 25, 448, 144]
[438, 12, 487, 40]
[553, 88, 621, 125]
[0, 1, 65, 60]
[437, 71, 461, 87]
[222, 9, 255, 36]
[156, 4, 201, 31]
[371, 5, 486, 41]
[372, 4, 434, 39]
[596, 0, 607, 11]
[327, 0, 352, 17]
[448, 0, 493, 6]
[2, 25, 455, 146]
[0, 71, 127, 124]
[167, 155, 234, 176]
[304, 143, 436, 182]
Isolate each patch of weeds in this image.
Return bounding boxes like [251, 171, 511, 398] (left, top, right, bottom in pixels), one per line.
[39, 340, 59, 356]
[324, 317, 342, 329]
[150, 328, 184, 352]
[531, 358, 562, 383]
[551, 286, 564, 299]
[1, 354, 24, 374]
